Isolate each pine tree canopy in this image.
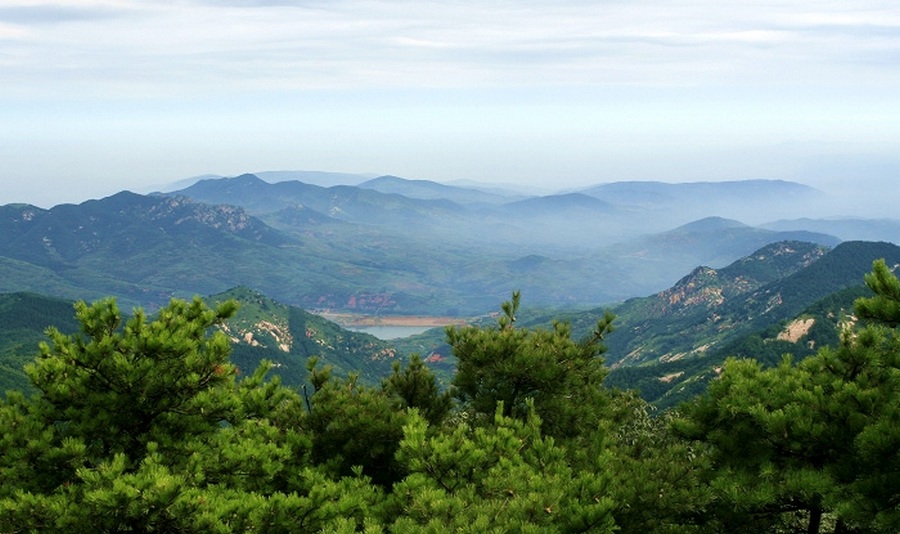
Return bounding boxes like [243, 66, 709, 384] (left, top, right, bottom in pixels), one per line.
[0, 264, 897, 532]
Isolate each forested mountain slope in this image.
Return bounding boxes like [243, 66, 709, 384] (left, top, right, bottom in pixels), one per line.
[574, 240, 900, 366]
[0, 293, 79, 394]
[0, 288, 405, 396]
[598, 240, 900, 407]
[207, 287, 402, 385]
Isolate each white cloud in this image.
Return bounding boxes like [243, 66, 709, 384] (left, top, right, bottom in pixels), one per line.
[1, 1, 898, 206]
[2, 0, 898, 95]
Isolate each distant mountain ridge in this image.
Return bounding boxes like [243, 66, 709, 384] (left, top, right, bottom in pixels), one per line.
[165, 170, 375, 191]
[166, 174, 851, 254]
[1, 191, 406, 311]
[2, 173, 895, 317]
[170, 174, 468, 231]
[762, 217, 900, 244]
[581, 178, 819, 200]
[578, 179, 826, 225]
[358, 175, 519, 205]
[0, 191, 285, 267]
[500, 192, 618, 215]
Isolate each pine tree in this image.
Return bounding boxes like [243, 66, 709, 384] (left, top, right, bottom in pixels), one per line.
[845, 259, 900, 530]
[25, 297, 240, 466]
[382, 354, 452, 428]
[389, 402, 616, 532]
[675, 261, 900, 533]
[856, 258, 900, 326]
[0, 297, 393, 532]
[448, 291, 615, 440]
[604, 393, 715, 532]
[305, 359, 409, 487]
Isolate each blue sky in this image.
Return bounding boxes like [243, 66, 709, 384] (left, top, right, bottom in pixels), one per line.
[1, 0, 899, 210]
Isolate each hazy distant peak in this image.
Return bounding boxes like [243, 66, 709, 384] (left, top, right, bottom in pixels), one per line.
[365, 175, 421, 184]
[583, 178, 821, 196]
[359, 174, 517, 205]
[157, 174, 223, 193]
[576, 179, 829, 227]
[229, 173, 267, 185]
[360, 174, 454, 191]
[160, 170, 375, 194]
[673, 216, 748, 232]
[179, 173, 277, 200]
[253, 170, 375, 187]
[161, 173, 264, 193]
[445, 179, 553, 197]
[233, 173, 262, 180]
[505, 192, 614, 209]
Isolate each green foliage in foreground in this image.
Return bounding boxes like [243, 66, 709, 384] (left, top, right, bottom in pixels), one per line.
[1, 263, 898, 532]
[673, 259, 900, 533]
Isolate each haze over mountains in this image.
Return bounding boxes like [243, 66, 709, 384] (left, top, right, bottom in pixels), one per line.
[1, 172, 897, 317]
[166, 173, 898, 243]
[2, 171, 899, 410]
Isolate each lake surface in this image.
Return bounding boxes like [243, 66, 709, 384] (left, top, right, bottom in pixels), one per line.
[347, 325, 438, 340]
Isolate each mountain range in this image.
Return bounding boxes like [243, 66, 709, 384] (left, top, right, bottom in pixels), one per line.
[4, 174, 880, 316]
[1, 171, 899, 393]
[168, 174, 845, 250]
[390, 239, 900, 407]
[4, 237, 895, 410]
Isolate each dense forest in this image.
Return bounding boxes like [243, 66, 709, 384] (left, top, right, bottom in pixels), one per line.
[0, 263, 898, 532]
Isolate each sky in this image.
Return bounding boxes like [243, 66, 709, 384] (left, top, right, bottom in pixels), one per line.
[1, 0, 899, 210]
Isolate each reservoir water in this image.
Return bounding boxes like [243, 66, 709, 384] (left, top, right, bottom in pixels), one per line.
[347, 324, 439, 340]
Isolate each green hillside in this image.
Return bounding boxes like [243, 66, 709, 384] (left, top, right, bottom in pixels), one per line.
[394, 240, 900, 404]
[572, 241, 831, 366]
[4, 238, 900, 412]
[0, 293, 79, 395]
[0, 288, 409, 396]
[604, 284, 867, 409]
[206, 287, 403, 385]
[600, 241, 900, 408]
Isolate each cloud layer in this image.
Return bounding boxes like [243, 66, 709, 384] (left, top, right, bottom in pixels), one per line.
[3, 0, 898, 94]
[1, 1, 898, 207]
